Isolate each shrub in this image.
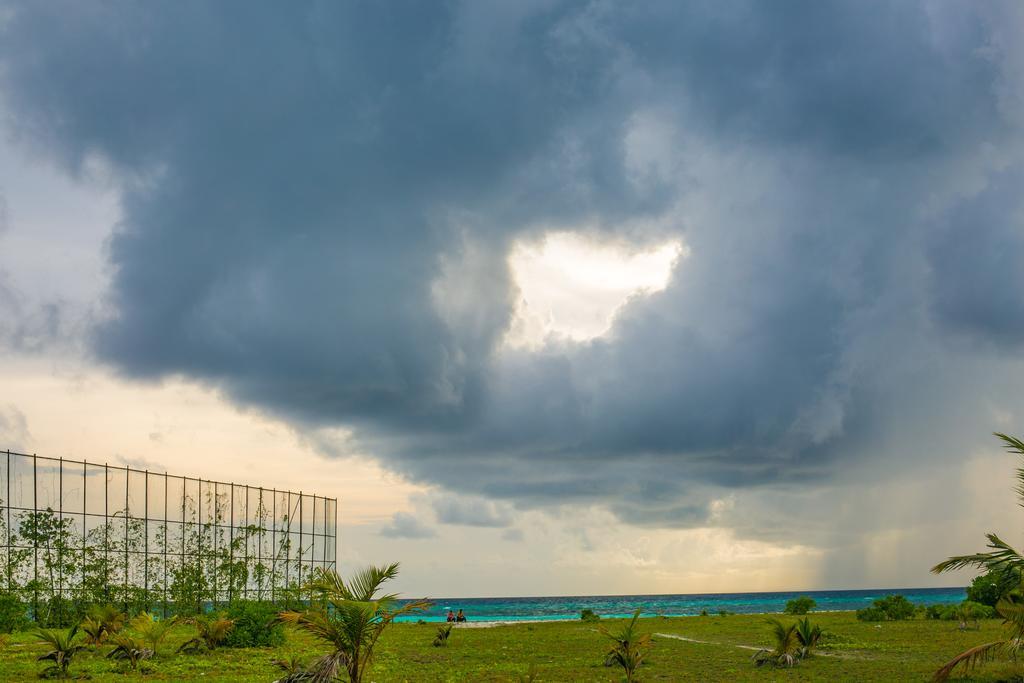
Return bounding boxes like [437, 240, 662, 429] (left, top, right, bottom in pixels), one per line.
[856, 594, 915, 622]
[784, 596, 816, 615]
[223, 601, 284, 648]
[933, 600, 995, 630]
[432, 624, 453, 647]
[580, 609, 601, 623]
[37, 595, 81, 628]
[129, 612, 177, 655]
[34, 623, 86, 679]
[85, 605, 126, 642]
[106, 633, 154, 672]
[966, 571, 1016, 608]
[178, 615, 235, 653]
[925, 604, 953, 620]
[0, 593, 27, 633]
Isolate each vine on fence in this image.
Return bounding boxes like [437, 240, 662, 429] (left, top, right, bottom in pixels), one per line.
[0, 455, 334, 626]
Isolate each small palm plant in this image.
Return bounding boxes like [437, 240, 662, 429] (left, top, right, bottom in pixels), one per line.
[106, 633, 154, 672]
[794, 617, 822, 658]
[752, 619, 801, 668]
[177, 615, 235, 654]
[432, 623, 453, 647]
[279, 563, 431, 683]
[931, 433, 1024, 681]
[272, 654, 313, 682]
[92, 605, 125, 637]
[599, 609, 651, 682]
[81, 604, 126, 646]
[34, 623, 86, 679]
[129, 612, 177, 656]
[81, 616, 107, 647]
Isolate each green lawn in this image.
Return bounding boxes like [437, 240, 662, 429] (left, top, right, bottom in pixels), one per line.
[0, 612, 1018, 681]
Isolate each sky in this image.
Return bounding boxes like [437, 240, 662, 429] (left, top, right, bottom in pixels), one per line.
[1, 0, 1023, 598]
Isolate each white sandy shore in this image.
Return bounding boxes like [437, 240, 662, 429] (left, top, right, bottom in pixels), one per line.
[435, 609, 856, 628]
[451, 618, 574, 628]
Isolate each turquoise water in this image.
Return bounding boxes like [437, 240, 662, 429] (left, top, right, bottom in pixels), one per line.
[395, 587, 966, 622]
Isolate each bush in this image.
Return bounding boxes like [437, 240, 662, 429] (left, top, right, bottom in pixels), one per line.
[940, 601, 995, 622]
[966, 571, 1016, 608]
[924, 604, 952, 620]
[223, 602, 284, 648]
[580, 609, 601, 623]
[0, 593, 27, 632]
[784, 596, 816, 615]
[856, 594, 915, 622]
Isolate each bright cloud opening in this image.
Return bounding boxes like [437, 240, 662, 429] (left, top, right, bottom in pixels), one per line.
[506, 232, 684, 349]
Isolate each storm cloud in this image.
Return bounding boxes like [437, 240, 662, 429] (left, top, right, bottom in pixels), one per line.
[380, 512, 437, 540]
[2, 0, 1024, 536]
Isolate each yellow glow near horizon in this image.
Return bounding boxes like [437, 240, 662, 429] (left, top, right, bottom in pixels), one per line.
[506, 231, 684, 348]
[0, 356, 426, 527]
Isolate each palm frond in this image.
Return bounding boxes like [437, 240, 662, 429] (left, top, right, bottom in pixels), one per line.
[932, 534, 1024, 574]
[933, 640, 1006, 682]
[347, 563, 401, 601]
[306, 566, 350, 602]
[307, 651, 345, 683]
[996, 433, 1024, 507]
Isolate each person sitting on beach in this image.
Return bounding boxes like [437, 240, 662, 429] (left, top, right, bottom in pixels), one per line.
[446, 610, 455, 622]
[456, 609, 466, 622]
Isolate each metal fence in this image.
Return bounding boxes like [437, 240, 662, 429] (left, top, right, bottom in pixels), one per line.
[0, 450, 337, 617]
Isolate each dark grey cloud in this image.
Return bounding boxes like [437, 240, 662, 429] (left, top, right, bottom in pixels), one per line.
[379, 512, 436, 540]
[431, 495, 513, 528]
[2, 1, 1024, 538]
[928, 168, 1024, 349]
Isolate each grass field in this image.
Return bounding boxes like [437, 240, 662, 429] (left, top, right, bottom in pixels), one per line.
[0, 612, 1019, 681]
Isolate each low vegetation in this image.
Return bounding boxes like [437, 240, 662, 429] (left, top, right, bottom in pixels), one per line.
[129, 612, 177, 655]
[279, 563, 430, 683]
[599, 608, 650, 682]
[33, 622, 86, 679]
[105, 633, 153, 672]
[784, 596, 816, 615]
[432, 624, 453, 647]
[0, 610, 1020, 680]
[176, 615, 235, 654]
[223, 601, 283, 648]
[856, 594, 916, 622]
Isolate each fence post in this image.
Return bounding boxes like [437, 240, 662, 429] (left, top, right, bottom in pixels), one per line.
[81, 462, 87, 606]
[271, 489, 277, 604]
[123, 466, 129, 613]
[228, 482, 234, 605]
[58, 456, 63, 622]
[32, 453, 37, 621]
[144, 469, 149, 611]
[5, 450, 10, 593]
[163, 472, 168, 617]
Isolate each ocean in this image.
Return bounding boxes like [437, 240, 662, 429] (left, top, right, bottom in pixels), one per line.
[395, 587, 966, 622]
